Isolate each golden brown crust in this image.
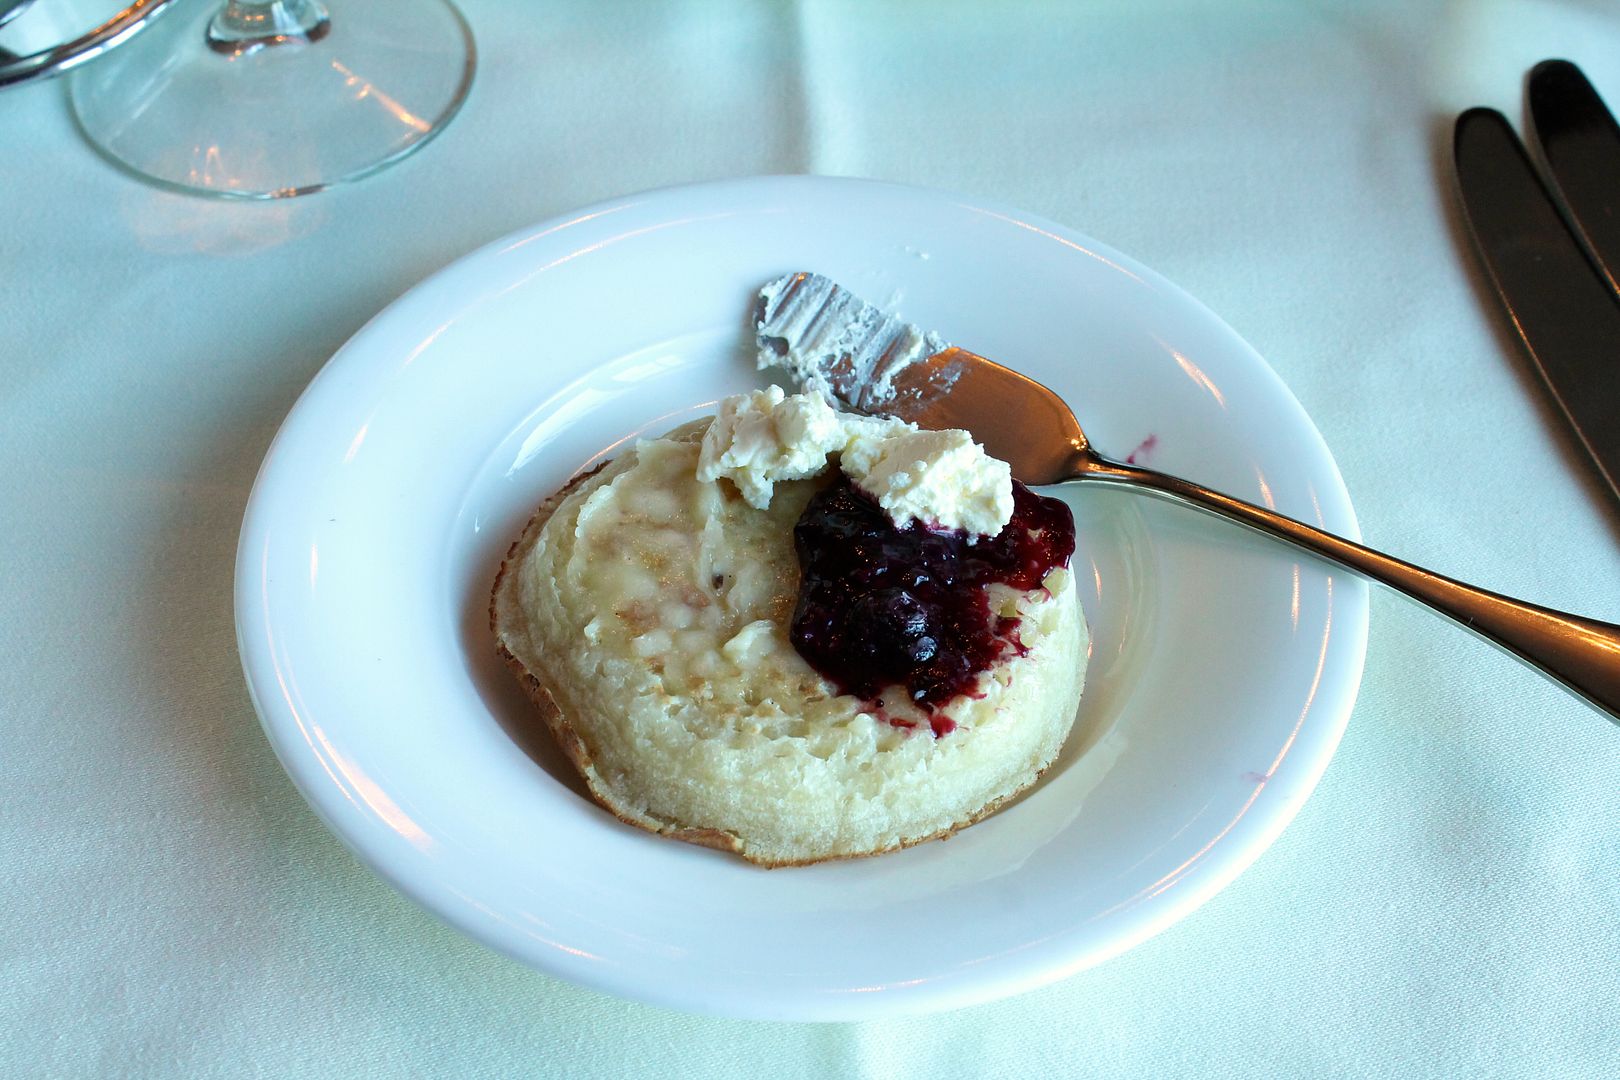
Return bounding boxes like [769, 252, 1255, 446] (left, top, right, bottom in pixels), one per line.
[488, 461, 609, 639]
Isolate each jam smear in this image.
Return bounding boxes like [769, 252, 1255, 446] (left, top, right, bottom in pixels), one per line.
[790, 475, 1075, 722]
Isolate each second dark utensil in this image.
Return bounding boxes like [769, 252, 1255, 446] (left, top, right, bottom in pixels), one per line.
[1529, 59, 1620, 297]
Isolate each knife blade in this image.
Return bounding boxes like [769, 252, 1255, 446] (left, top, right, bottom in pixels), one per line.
[1453, 105, 1620, 505]
[1529, 59, 1620, 298]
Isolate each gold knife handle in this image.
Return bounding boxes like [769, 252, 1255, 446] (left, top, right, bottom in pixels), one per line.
[1074, 456, 1620, 724]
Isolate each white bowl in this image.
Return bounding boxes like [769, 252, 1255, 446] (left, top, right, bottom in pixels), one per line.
[235, 176, 1368, 1020]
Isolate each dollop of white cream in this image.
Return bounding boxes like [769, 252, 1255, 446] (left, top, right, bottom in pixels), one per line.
[695, 386, 847, 509]
[697, 386, 1013, 538]
[840, 426, 1012, 539]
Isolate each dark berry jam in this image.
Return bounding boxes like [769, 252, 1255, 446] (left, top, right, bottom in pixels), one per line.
[790, 475, 1075, 721]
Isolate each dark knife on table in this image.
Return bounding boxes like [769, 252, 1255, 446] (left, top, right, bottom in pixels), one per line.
[1453, 61, 1620, 507]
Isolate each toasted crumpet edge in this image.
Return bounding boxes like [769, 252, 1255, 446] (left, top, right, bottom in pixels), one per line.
[490, 461, 757, 858]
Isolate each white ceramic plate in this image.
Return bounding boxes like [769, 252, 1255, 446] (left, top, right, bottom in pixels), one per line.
[236, 176, 1368, 1020]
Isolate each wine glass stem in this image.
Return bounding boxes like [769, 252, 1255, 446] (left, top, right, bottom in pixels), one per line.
[208, 0, 331, 55]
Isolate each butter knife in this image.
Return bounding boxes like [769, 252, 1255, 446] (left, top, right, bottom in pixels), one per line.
[758, 271, 1620, 722]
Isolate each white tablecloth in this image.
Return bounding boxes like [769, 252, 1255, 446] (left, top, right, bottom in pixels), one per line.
[6, 1, 1619, 1075]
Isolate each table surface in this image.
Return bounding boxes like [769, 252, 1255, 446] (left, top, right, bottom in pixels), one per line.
[6, 1, 1619, 1076]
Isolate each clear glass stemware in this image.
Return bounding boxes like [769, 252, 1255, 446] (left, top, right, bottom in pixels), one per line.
[70, 0, 475, 198]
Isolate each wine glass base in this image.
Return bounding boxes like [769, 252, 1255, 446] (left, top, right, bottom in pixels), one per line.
[69, 0, 475, 199]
